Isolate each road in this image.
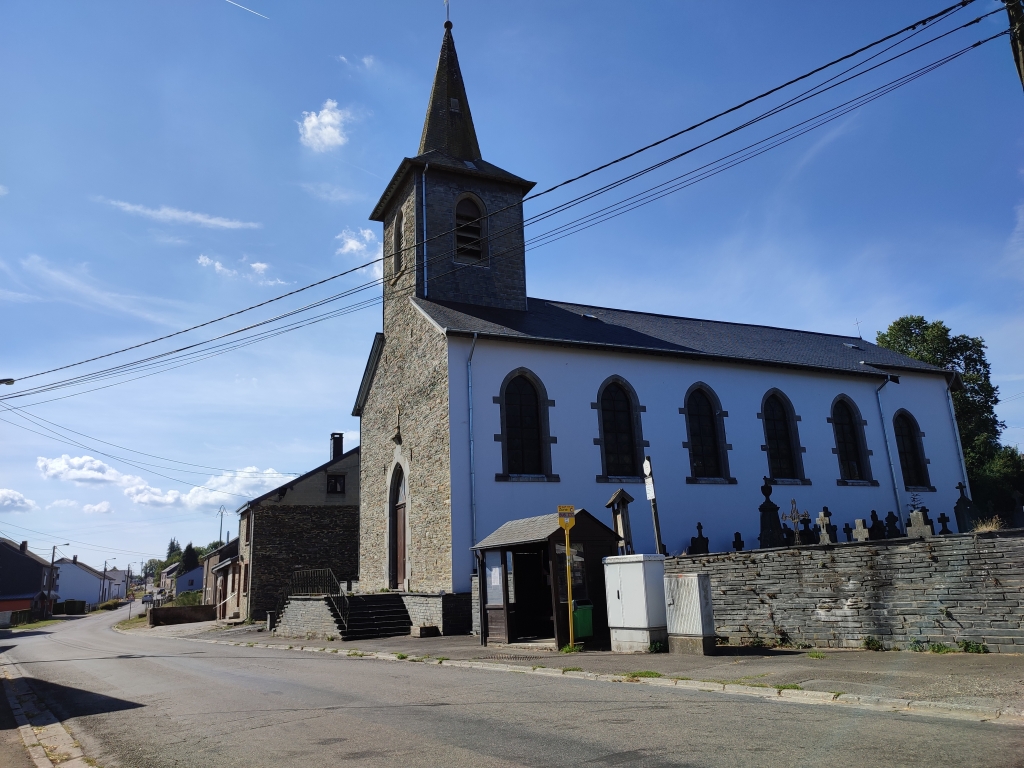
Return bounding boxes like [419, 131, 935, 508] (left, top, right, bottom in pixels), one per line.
[3, 608, 1021, 768]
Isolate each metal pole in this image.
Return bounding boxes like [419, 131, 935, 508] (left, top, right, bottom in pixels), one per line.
[47, 546, 57, 618]
[564, 528, 574, 650]
[467, 333, 478, 552]
[874, 377, 904, 528]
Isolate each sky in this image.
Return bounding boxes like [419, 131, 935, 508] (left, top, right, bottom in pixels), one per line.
[1, 1, 1022, 569]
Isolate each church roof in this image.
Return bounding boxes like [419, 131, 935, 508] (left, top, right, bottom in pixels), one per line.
[411, 296, 951, 380]
[419, 21, 480, 161]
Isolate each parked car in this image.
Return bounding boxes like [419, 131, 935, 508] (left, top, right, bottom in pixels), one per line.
[141, 594, 153, 604]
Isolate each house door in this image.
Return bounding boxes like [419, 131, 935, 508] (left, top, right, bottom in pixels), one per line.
[389, 467, 408, 590]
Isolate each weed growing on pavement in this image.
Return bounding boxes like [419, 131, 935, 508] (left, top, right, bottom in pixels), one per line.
[625, 670, 663, 678]
[957, 640, 989, 654]
[908, 640, 927, 652]
[559, 643, 581, 654]
[929, 643, 955, 654]
[830, 691, 846, 697]
[648, 641, 667, 653]
[348, 650, 369, 657]
[671, 676, 692, 681]
[775, 684, 803, 691]
[395, 653, 408, 660]
[532, 665, 546, 670]
[807, 651, 826, 659]
[436, 656, 449, 662]
[562, 667, 583, 672]
[862, 636, 884, 651]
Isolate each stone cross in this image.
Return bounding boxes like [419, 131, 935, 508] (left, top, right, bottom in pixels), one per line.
[842, 522, 853, 542]
[936, 513, 952, 535]
[851, 519, 871, 542]
[732, 532, 744, 551]
[816, 507, 838, 544]
[906, 507, 936, 539]
[688, 522, 710, 555]
[884, 511, 903, 539]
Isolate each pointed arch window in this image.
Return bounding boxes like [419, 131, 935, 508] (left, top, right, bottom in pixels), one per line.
[893, 411, 933, 491]
[494, 369, 558, 481]
[392, 209, 404, 275]
[759, 390, 809, 484]
[681, 384, 734, 483]
[829, 397, 876, 486]
[594, 377, 648, 481]
[455, 197, 485, 262]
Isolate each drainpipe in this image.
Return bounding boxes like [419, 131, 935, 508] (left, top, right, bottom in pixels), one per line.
[874, 375, 904, 528]
[421, 165, 429, 298]
[946, 384, 971, 498]
[467, 333, 479, 554]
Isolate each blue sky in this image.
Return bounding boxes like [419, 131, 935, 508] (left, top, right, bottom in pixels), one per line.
[1, 1, 1021, 567]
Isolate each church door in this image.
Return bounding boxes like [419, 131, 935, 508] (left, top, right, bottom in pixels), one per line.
[389, 467, 408, 590]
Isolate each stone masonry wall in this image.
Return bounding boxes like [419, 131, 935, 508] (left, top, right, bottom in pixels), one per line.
[665, 529, 1024, 652]
[401, 593, 472, 635]
[275, 596, 340, 639]
[248, 504, 359, 622]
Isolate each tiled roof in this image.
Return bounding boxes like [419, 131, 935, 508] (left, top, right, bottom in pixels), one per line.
[413, 297, 948, 379]
[473, 513, 561, 550]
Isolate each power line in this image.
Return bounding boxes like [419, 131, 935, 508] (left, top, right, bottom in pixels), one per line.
[5, 0, 983, 387]
[0, 520, 164, 558]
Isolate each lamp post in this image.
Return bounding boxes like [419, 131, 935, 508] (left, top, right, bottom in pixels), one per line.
[98, 558, 115, 605]
[47, 544, 69, 618]
[0, 378, 14, 385]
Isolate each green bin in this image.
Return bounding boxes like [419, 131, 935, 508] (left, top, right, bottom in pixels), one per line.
[572, 600, 593, 638]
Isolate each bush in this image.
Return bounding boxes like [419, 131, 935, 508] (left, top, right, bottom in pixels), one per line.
[807, 651, 827, 659]
[559, 643, 581, 654]
[929, 642, 955, 654]
[908, 639, 927, 652]
[167, 590, 202, 607]
[862, 636, 884, 652]
[957, 640, 990, 654]
[96, 599, 122, 611]
[625, 670, 663, 678]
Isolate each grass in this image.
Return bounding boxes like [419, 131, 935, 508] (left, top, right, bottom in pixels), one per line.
[348, 650, 369, 657]
[775, 684, 803, 691]
[807, 651, 827, 659]
[862, 636, 885, 652]
[957, 640, 990, 654]
[559, 643, 581, 654]
[395, 653, 408, 660]
[562, 666, 583, 672]
[908, 639, 927, 652]
[624, 670, 663, 678]
[973, 517, 1005, 533]
[929, 643, 956, 654]
[12, 619, 63, 631]
[671, 676, 692, 681]
[435, 656, 449, 663]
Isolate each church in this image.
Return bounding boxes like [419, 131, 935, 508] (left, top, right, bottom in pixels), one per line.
[352, 21, 969, 600]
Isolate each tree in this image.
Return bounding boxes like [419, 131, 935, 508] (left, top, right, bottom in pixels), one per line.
[142, 559, 163, 579]
[179, 542, 200, 573]
[166, 538, 181, 560]
[877, 316, 1021, 522]
[196, 540, 225, 560]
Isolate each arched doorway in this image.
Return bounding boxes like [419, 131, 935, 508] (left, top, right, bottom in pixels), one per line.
[389, 467, 407, 590]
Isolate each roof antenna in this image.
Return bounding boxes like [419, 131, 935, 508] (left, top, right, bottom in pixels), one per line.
[445, 0, 450, 23]
[854, 318, 863, 339]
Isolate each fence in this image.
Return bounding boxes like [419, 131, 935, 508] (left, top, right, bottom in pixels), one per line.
[291, 569, 349, 631]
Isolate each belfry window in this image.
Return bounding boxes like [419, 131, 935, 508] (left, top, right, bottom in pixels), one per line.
[455, 197, 484, 261]
[893, 411, 932, 490]
[392, 210, 404, 275]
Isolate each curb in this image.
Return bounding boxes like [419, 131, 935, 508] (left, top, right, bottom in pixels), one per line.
[113, 627, 1024, 726]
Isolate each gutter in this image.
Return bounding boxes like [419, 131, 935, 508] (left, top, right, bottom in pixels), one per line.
[422, 164, 429, 298]
[874, 375, 905, 528]
[946, 385, 971, 499]
[467, 333, 479, 554]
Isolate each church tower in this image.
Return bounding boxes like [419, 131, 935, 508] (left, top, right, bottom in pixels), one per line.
[369, 20, 535, 315]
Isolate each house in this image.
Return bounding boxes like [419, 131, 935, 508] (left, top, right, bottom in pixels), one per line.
[235, 433, 359, 621]
[105, 567, 128, 599]
[202, 538, 239, 619]
[159, 562, 181, 598]
[0, 539, 58, 623]
[53, 556, 117, 605]
[175, 565, 204, 596]
[351, 21, 971, 624]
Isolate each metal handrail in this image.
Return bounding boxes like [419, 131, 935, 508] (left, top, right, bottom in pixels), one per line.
[291, 568, 349, 631]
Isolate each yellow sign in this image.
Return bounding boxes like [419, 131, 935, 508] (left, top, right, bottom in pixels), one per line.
[557, 505, 575, 530]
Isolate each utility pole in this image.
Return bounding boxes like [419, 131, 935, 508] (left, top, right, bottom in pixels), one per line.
[46, 544, 69, 618]
[218, 505, 226, 544]
[98, 558, 115, 605]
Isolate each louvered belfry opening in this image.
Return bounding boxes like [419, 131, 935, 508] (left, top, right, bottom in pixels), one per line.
[455, 197, 484, 260]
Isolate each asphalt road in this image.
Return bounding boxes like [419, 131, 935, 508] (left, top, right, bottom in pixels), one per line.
[3, 608, 1022, 768]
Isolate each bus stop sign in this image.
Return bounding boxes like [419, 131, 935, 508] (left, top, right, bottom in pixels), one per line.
[558, 505, 575, 530]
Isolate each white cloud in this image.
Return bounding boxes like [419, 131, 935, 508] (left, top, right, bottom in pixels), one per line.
[362, 56, 376, 68]
[47, 499, 78, 509]
[83, 501, 112, 514]
[37, 454, 281, 509]
[99, 198, 260, 229]
[197, 254, 237, 277]
[0, 185, 8, 196]
[0, 489, 37, 512]
[250, 262, 268, 275]
[300, 182, 360, 204]
[335, 228, 383, 278]
[299, 99, 351, 152]
[338, 54, 376, 71]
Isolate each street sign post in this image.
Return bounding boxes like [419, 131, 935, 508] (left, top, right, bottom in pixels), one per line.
[557, 505, 576, 649]
[643, 456, 666, 555]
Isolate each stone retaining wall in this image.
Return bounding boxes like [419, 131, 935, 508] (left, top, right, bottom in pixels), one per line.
[401, 593, 472, 635]
[665, 529, 1024, 652]
[148, 605, 216, 627]
[274, 596, 339, 639]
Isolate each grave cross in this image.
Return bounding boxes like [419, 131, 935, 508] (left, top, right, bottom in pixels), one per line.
[842, 522, 853, 542]
[732, 532, 745, 551]
[936, 513, 952, 535]
[851, 519, 871, 542]
[688, 522, 710, 555]
[816, 506, 838, 544]
[884, 511, 903, 538]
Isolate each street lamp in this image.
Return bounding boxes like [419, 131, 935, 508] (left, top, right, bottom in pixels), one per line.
[0, 379, 14, 385]
[47, 544, 69, 618]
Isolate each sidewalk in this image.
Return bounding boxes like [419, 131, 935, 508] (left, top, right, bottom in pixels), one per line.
[121, 620, 1024, 716]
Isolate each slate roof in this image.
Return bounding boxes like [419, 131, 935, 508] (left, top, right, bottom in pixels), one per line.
[234, 445, 360, 513]
[472, 513, 562, 550]
[55, 558, 115, 581]
[413, 297, 950, 380]
[0, 538, 51, 567]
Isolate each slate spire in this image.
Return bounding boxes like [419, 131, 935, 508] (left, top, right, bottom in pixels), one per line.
[418, 21, 482, 161]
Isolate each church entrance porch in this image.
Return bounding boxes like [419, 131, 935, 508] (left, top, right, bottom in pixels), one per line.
[473, 510, 618, 650]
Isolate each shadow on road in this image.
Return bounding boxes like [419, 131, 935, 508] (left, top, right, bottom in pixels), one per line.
[27, 678, 143, 722]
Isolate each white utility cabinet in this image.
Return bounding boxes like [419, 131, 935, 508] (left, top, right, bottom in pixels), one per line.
[603, 554, 667, 653]
[664, 572, 716, 655]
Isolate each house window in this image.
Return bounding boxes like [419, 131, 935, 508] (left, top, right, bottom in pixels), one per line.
[494, 368, 558, 481]
[829, 396, 875, 485]
[244, 513, 251, 543]
[242, 565, 249, 595]
[760, 390, 807, 483]
[681, 385, 733, 482]
[893, 411, 932, 490]
[455, 197, 484, 261]
[392, 210, 404, 275]
[327, 474, 346, 494]
[505, 376, 542, 475]
[594, 377, 648, 481]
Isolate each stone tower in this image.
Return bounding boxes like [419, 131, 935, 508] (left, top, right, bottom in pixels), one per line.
[357, 22, 533, 594]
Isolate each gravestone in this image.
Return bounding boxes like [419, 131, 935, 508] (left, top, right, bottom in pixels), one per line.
[906, 507, 936, 539]
[796, 518, 816, 546]
[816, 507, 838, 544]
[936, 513, 952, 535]
[851, 519, 871, 542]
[732, 532, 744, 551]
[757, 478, 787, 548]
[953, 482, 978, 533]
[868, 510, 886, 541]
[687, 522, 710, 555]
[781, 524, 796, 547]
[884, 511, 903, 539]
[842, 522, 854, 543]
[1012, 490, 1024, 529]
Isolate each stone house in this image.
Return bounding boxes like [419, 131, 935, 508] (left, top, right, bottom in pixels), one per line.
[202, 538, 239, 619]
[159, 562, 180, 598]
[351, 21, 971, 627]
[236, 433, 359, 622]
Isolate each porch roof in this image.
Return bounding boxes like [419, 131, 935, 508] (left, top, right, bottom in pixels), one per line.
[472, 513, 564, 550]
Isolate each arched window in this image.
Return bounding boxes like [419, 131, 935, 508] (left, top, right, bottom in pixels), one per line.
[831, 397, 873, 483]
[893, 411, 931, 489]
[392, 210, 404, 275]
[685, 388, 721, 479]
[602, 383, 637, 477]
[761, 391, 806, 481]
[455, 197, 484, 261]
[388, 466, 407, 590]
[505, 376, 542, 475]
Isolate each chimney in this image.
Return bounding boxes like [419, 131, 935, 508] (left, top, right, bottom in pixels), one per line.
[19, 541, 27, 554]
[331, 432, 344, 460]
[73, 555, 78, 564]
